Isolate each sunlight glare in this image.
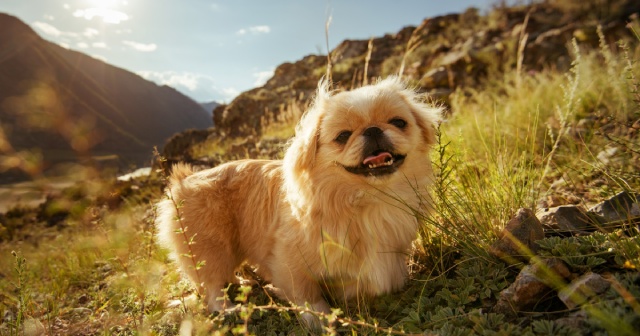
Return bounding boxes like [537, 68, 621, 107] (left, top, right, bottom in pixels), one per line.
[87, 0, 118, 9]
[73, 8, 129, 24]
[74, 0, 129, 24]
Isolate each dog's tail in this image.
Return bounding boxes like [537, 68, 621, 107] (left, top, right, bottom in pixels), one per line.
[156, 162, 194, 255]
[169, 162, 194, 185]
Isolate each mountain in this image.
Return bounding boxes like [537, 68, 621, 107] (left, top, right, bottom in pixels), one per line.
[0, 13, 212, 179]
[200, 101, 219, 117]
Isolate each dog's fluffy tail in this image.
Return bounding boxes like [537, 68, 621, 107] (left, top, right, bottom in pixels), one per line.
[169, 162, 194, 185]
[156, 162, 193, 258]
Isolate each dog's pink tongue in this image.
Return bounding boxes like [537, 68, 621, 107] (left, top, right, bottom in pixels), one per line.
[362, 152, 392, 166]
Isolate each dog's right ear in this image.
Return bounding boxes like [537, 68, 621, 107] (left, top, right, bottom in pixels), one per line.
[284, 78, 330, 174]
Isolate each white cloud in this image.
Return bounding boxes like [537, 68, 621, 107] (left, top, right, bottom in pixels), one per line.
[63, 3, 70, 10]
[43, 14, 55, 21]
[77, 42, 89, 49]
[236, 25, 271, 36]
[138, 71, 202, 91]
[73, 8, 129, 24]
[221, 87, 239, 101]
[136, 71, 236, 102]
[83, 28, 100, 38]
[91, 54, 108, 62]
[253, 69, 274, 86]
[123, 40, 157, 52]
[32, 21, 62, 37]
[92, 42, 108, 49]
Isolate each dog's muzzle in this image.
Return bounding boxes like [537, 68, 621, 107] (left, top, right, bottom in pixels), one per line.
[342, 127, 406, 177]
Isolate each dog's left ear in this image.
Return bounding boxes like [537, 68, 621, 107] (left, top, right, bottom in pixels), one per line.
[406, 97, 441, 146]
[284, 78, 331, 174]
[393, 79, 442, 146]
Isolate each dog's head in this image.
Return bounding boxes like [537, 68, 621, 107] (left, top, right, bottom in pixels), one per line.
[284, 77, 441, 186]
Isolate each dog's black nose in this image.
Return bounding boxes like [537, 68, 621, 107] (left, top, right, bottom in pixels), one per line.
[363, 127, 383, 138]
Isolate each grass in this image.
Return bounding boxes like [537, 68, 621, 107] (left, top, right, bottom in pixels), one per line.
[1, 12, 640, 336]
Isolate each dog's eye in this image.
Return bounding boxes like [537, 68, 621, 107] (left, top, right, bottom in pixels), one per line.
[335, 131, 352, 144]
[389, 118, 407, 129]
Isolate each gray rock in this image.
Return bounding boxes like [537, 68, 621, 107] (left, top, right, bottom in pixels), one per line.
[555, 310, 588, 330]
[490, 208, 545, 264]
[558, 272, 610, 309]
[493, 258, 571, 316]
[23, 318, 45, 336]
[536, 205, 596, 235]
[588, 191, 640, 225]
[596, 146, 620, 165]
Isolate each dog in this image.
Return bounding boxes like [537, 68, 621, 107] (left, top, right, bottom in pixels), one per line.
[156, 77, 441, 325]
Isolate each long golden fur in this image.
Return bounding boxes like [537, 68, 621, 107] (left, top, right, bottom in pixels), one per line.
[156, 77, 441, 321]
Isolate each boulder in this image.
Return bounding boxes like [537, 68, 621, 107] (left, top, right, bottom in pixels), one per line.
[558, 272, 610, 309]
[490, 208, 545, 264]
[493, 258, 571, 316]
[588, 191, 640, 224]
[420, 66, 450, 89]
[536, 205, 596, 235]
[161, 129, 212, 161]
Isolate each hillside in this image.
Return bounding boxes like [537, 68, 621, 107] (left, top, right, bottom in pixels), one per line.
[0, 13, 212, 181]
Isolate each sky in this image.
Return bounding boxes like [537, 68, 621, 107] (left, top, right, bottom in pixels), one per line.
[1, 0, 498, 103]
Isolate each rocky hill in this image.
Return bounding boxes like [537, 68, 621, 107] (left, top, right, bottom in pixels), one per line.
[206, 0, 639, 138]
[0, 13, 212, 181]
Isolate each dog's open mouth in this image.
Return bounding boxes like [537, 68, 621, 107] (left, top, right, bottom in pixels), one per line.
[343, 151, 406, 176]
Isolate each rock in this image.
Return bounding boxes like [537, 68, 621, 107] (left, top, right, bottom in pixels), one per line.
[535, 205, 596, 235]
[555, 310, 588, 330]
[2, 310, 13, 323]
[596, 146, 620, 165]
[23, 318, 46, 336]
[493, 258, 571, 316]
[426, 88, 453, 106]
[161, 128, 212, 161]
[78, 294, 89, 305]
[588, 191, 640, 224]
[490, 208, 545, 264]
[420, 66, 450, 89]
[558, 272, 610, 309]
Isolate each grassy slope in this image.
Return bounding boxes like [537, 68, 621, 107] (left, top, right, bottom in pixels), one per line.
[2, 13, 640, 336]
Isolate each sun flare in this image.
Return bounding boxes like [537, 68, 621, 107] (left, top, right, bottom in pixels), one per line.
[86, 0, 119, 9]
[74, 0, 129, 24]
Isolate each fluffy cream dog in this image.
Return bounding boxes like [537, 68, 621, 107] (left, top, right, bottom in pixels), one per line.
[156, 77, 441, 321]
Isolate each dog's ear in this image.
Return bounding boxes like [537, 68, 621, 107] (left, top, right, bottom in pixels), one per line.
[284, 78, 331, 173]
[383, 77, 441, 146]
[407, 96, 441, 146]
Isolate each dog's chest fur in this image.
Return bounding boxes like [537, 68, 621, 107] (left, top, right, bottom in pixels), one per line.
[299, 193, 419, 295]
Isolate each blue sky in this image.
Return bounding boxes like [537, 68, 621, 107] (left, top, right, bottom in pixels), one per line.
[1, 0, 497, 103]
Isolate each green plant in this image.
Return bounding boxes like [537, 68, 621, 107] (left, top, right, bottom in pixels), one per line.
[5, 251, 28, 336]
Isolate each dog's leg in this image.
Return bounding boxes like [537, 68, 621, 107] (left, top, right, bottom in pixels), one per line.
[176, 234, 239, 313]
[270, 269, 330, 331]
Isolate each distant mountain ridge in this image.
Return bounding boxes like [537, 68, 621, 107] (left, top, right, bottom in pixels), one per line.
[0, 13, 212, 179]
[200, 101, 219, 117]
